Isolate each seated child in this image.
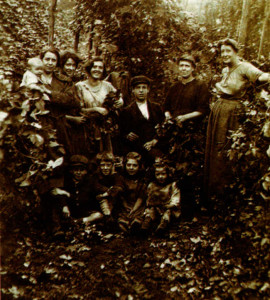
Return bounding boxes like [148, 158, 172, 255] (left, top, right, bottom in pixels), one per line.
[20, 57, 51, 95]
[83, 152, 124, 225]
[62, 155, 102, 223]
[141, 158, 181, 235]
[117, 152, 147, 233]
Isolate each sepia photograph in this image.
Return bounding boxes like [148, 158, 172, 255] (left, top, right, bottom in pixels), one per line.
[1, 0, 269, 298]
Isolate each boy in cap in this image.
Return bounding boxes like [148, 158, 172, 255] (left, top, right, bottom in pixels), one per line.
[119, 75, 165, 165]
[61, 155, 102, 223]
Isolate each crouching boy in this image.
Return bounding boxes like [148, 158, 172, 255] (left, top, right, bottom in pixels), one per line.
[141, 158, 181, 235]
[83, 152, 124, 228]
[62, 155, 103, 224]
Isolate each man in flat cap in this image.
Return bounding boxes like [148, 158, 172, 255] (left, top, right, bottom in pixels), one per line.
[119, 75, 165, 165]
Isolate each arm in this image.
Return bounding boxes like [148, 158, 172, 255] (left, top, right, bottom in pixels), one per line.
[176, 81, 210, 123]
[81, 107, 108, 116]
[175, 111, 203, 123]
[66, 114, 86, 124]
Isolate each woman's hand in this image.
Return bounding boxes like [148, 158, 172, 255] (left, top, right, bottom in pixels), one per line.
[66, 115, 86, 124]
[93, 107, 108, 115]
[114, 98, 124, 108]
[175, 115, 187, 125]
[144, 139, 158, 151]
[126, 132, 139, 142]
[81, 107, 108, 116]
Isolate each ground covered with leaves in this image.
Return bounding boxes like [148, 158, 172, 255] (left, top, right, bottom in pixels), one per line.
[2, 201, 270, 300]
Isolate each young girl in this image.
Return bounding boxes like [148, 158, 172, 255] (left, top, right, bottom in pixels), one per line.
[141, 158, 181, 235]
[117, 152, 147, 233]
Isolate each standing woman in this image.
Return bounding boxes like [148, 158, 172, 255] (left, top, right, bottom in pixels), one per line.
[75, 57, 123, 156]
[58, 51, 87, 156]
[204, 38, 269, 201]
[38, 47, 80, 234]
[40, 47, 80, 154]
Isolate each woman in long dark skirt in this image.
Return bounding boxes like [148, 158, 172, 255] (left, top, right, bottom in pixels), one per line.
[204, 38, 269, 202]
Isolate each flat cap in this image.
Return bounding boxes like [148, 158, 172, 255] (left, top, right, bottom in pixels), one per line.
[131, 75, 151, 87]
[70, 155, 89, 167]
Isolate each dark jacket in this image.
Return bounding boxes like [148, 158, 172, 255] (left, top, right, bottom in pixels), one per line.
[119, 100, 164, 153]
[64, 173, 98, 218]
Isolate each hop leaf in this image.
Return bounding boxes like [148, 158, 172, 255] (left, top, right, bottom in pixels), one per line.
[46, 157, 64, 169]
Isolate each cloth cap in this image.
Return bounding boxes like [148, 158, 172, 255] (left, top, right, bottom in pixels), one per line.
[179, 54, 196, 68]
[131, 75, 151, 87]
[70, 155, 89, 167]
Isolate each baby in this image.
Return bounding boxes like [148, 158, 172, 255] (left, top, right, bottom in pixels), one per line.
[20, 57, 51, 95]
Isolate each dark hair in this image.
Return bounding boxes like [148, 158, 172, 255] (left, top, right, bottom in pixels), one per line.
[218, 38, 239, 53]
[40, 46, 61, 67]
[84, 57, 106, 78]
[177, 54, 196, 68]
[153, 157, 174, 179]
[60, 51, 82, 69]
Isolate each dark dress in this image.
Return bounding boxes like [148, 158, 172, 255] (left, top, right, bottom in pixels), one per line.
[44, 73, 80, 155]
[164, 78, 210, 119]
[118, 172, 147, 226]
[204, 62, 263, 199]
[163, 78, 210, 209]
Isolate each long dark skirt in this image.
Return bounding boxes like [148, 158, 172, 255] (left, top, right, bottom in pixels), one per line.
[204, 98, 244, 199]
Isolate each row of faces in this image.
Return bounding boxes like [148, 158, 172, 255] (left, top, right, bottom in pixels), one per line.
[72, 158, 168, 184]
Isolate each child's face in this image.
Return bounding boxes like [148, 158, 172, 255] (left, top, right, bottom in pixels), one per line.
[126, 158, 139, 176]
[155, 167, 167, 184]
[100, 161, 113, 176]
[31, 63, 44, 76]
[71, 166, 87, 181]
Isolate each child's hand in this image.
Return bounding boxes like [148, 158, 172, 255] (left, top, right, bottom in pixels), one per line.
[62, 206, 70, 217]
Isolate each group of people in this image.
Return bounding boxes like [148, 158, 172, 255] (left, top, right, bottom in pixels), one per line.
[18, 38, 269, 236]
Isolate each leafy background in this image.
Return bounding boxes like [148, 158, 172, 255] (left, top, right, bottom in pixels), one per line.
[0, 0, 269, 298]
